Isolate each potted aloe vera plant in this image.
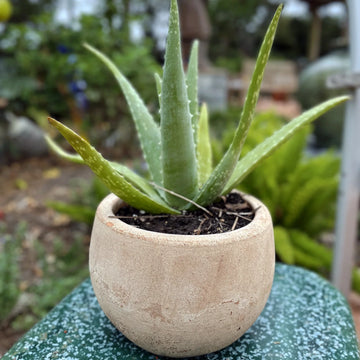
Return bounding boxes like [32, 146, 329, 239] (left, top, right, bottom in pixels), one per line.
[47, 1, 348, 357]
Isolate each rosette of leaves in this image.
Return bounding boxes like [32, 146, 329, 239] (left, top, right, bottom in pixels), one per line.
[46, 1, 348, 215]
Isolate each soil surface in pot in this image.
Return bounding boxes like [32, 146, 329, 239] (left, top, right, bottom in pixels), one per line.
[115, 192, 255, 235]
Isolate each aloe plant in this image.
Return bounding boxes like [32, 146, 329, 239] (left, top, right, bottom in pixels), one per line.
[47, 1, 348, 215]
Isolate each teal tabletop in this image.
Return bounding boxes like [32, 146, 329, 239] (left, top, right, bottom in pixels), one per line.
[3, 264, 360, 360]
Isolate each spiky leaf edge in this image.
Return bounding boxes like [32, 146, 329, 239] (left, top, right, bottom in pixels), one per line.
[196, 103, 212, 186]
[48, 117, 179, 214]
[192, 4, 283, 207]
[45, 134, 163, 201]
[223, 95, 350, 194]
[160, 0, 198, 207]
[84, 43, 163, 188]
[186, 40, 199, 141]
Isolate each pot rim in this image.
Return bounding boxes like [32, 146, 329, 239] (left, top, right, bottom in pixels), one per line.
[94, 191, 272, 247]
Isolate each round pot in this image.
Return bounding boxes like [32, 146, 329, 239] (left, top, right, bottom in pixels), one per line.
[89, 192, 275, 358]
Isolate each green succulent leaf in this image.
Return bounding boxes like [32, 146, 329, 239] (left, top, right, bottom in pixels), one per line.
[154, 72, 162, 108]
[223, 95, 350, 194]
[45, 134, 162, 201]
[48, 117, 179, 214]
[293, 248, 325, 271]
[186, 40, 199, 139]
[274, 226, 295, 264]
[160, 0, 198, 208]
[45, 134, 84, 164]
[196, 103, 212, 186]
[192, 4, 283, 207]
[84, 43, 163, 188]
[47, 201, 95, 225]
[283, 177, 338, 228]
[352, 269, 360, 294]
[289, 230, 332, 269]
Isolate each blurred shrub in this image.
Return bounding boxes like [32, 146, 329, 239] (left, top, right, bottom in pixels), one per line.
[0, 215, 89, 329]
[209, 106, 243, 149]
[208, 0, 277, 63]
[10, 232, 89, 331]
[29, 236, 88, 321]
[47, 159, 147, 224]
[210, 109, 360, 290]
[213, 56, 243, 74]
[47, 176, 109, 225]
[208, 1, 344, 67]
[0, 12, 161, 140]
[0, 222, 24, 322]
[273, 15, 344, 60]
[211, 111, 340, 236]
[238, 113, 340, 236]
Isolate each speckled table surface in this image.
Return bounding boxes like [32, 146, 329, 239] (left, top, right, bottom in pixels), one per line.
[3, 264, 360, 360]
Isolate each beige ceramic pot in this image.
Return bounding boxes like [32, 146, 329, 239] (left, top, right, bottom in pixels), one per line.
[89, 192, 275, 358]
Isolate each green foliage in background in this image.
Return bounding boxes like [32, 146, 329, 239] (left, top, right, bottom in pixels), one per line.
[212, 109, 360, 293]
[11, 235, 89, 331]
[272, 15, 345, 60]
[47, 177, 109, 225]
[208, 0, 345, 71]
[0, 222, 24, 321]
[0, 221, 88, 330]
[25, 236, 88, 324]
[0, 12, 160, 134]
[238, 113, 339, 236]
[208, 0, 277, 68]
[212, 111, 339, 235]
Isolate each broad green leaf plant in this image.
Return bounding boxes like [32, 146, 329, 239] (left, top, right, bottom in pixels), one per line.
[47, 1, 348, 215]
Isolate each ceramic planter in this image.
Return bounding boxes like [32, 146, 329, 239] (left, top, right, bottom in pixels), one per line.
[89, 192, 275, 358]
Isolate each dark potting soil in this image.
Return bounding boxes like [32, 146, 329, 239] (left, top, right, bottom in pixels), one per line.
[114, 192, 256, 235]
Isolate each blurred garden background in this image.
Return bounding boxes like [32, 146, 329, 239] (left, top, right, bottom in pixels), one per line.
[0, 0, 356, 355]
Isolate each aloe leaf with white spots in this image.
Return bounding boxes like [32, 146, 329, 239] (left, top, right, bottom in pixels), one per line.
[192, 4, 283, 207]
[48, 118, 178, 214]
[186, 40, 199, 139]
[196, 104, 212, 186]
[45, 134, 163, 201]
[154, 72, 162, 108]
[84, 43, 163, 188]
[160, 0, 198, 208]
[222, 95, 350, 194]
[45, 134, 84, 164]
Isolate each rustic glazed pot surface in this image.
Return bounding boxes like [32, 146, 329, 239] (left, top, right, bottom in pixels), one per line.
[89, 192, 275, 358]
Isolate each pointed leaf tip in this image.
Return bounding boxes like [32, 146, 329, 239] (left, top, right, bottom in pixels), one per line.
[48, 117, 178, 214]
[161, 0, 198, 207]
[83, 43, 163, 187]
[222, 95, 350, 194]
[192, 4, 283, 207]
